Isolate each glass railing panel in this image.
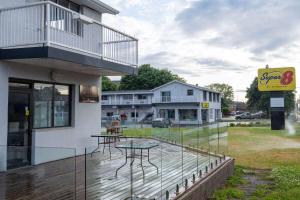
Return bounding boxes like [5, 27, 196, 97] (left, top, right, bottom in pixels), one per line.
[85, 136, 133, 200]
[131, 138, 162, 199]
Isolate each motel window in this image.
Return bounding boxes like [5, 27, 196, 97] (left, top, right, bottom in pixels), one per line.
[179, 109, 197, 121]
[131, 112, 139, 118]
[159, 109, 175, 119]
[161, 91, 171, 102]
[187, 89, 194, 96]
[102, 95, 108, 100]
[34, 83, 71, 128]
[203, 91, 207, 101]
[209, 92, 212, 102]
[216, 94, 220, 102]
[107, 112, 113, 117]
[123, 95, 133, 100]
[137, 94, 147, 100]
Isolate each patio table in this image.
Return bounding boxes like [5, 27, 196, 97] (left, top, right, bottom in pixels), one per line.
[115, 140, 159, 177]
[91, 134, 122, 159]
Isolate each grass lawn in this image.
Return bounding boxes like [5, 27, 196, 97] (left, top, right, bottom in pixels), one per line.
[122, 123, 300, 199]
[213, 125, 300, 200]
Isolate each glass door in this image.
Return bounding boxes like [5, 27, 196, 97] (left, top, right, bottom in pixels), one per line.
[7, 90, 31, 169]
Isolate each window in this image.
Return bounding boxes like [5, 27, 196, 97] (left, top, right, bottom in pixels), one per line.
[179, 109, 198, 121]
[159, 109, 175, 119]
[209, 92, 212, 102]
[50, 0, 83, 36]
[203, 91, 207, 101]
[216, 94, 220, 102]
[161, 91, 171, 102]
[187, 89, 194, 96]
[137, 94, 147, 100]
[102, 95, 108, 100]
[107, 112, 113, 117]
[213, 93, 216, 102]
[123, 94, 133, 100]
[131, 112, 139, 118]
[34, 83, 71, 128]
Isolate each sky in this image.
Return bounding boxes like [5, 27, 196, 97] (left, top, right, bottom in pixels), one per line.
[102, 0, 300, 102]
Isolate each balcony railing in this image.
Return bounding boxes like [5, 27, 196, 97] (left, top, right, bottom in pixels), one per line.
[0, 1, 138, 67]
[102, 98, 152, 105]
[153, 96, 202, 103]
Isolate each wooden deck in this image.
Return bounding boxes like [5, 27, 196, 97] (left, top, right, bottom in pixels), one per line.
[0, 139, 220, 200]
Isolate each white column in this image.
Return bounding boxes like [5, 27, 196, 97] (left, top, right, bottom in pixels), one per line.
[175, 109, 179, 124]
[198, 108, 202, 124]
[0, 64, 8, 172]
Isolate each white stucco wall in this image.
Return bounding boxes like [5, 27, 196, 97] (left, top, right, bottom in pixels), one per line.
[0, 61, 101, 170]
[152, 82, 202, 102]
[0, 0, 41, 8]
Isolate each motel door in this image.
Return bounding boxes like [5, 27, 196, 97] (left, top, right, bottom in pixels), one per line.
[7, 84, 32, 169]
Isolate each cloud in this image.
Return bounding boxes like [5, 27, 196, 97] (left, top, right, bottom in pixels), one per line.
[175, 0, 300, 55]
[101, 0, 300, 100]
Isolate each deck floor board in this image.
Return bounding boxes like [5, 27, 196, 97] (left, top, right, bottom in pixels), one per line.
[0, 139, 218, 200]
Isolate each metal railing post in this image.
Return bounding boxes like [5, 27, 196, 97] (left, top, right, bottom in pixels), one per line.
[45, 3, 50, 46]
[135, 40, 139, 67]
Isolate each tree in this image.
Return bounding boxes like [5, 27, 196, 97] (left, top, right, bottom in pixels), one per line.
[119, 64, 185, 90]
[102, 76, 118, 91]
[207, 83, 234, 113]
[246, 77, 295, 115]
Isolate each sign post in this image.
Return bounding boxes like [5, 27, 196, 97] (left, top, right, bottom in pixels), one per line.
[257, 67, 296, 130]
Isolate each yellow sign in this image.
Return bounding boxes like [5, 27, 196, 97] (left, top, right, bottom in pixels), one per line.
[258, 67, 296, 91]
[201, 102, 209, 109]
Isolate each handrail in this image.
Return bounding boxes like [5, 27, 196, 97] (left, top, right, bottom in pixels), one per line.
[0, 1, 138, 41]
[0, 1, 138, 67]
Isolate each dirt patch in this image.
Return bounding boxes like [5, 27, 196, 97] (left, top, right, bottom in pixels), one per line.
[238, 169, 273, 198]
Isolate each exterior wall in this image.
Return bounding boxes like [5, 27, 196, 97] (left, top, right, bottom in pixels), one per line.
[0, 0, 40, 8]
[152, 82, 202, 103]
[0, 61, 101, 171]
[82, 6, 102, 22]
[102, 105, 152, 123]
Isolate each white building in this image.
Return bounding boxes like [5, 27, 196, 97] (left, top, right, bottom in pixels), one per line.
[102, 80, 222, 125]
[0, 0, 138, 171]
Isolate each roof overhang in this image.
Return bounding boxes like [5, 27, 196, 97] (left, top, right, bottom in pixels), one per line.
[71, 0, 119, 15]
[0, 47, 137, 76]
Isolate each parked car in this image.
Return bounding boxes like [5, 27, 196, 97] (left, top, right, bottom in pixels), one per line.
[235, 112, 253, 120]
[152, 118, 171, 128]
[251, 111, 264, 119]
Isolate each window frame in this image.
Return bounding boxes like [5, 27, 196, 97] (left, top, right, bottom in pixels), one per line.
[101, 95, 108, 101]
[33, 82, 72, 129]
[9, 78, 73, 129]
[203, 91, 207, 101]
[187, 89, 194, 96]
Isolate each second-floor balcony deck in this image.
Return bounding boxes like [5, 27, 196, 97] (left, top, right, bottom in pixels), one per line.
[0, 1, 138, 74]
[102, 98, 152, 106]
[152, 96, 202, 104]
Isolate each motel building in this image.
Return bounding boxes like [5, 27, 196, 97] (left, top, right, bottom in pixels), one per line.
[0, 0, 138, 171]
[102, 80, 222, 125]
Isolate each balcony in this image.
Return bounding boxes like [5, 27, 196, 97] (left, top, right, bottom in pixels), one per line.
[152, 96, 202, 104]
[0, 1, 138, 75]
[102, 98, 152, 105]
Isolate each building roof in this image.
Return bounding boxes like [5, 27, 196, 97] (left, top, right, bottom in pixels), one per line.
[102, 80, 220, 94]
[151, 80, 221, 94]
[73, 0, 119, 15]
